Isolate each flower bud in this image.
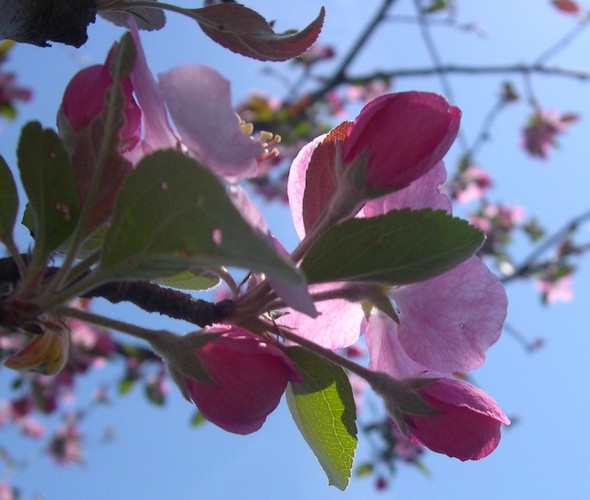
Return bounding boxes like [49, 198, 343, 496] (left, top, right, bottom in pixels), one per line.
[3, 317, 70, 375]
[394, 378, 510, 461]
[342, 91, 461, 190]
[159, 326, 303, 435]
[58, 44, 141, 151]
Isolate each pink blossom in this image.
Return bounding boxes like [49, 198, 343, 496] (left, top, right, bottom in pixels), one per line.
[400, 378, 510, 461]
[0, 71, 32, 105]
[449, 165, 492, 203]
[59, 24, 263, 179]
[59, 44, 141, 152]
[298, 43, 335, 65]
[284, 151, 506, 373]
[342, 92, 461, 190]
[366, 312, 509, 460]
[346, 79, 390, 103]
[48, 424, 83, 464]
[180, 327, 303, 434]
[0, 480, 15, 500]
[535, 274, 574, 303]
[326, 90, 347, 118]
[521, 109, 577, 159]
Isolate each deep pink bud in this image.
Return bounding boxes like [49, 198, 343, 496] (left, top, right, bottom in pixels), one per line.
[60, 45, 141, 150]
[183, 328, 303, 435]
[342, 91, 461, 189]
[401, 378, 510, 461]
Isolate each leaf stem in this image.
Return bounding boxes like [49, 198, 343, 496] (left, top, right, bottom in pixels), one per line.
[57, 305, 168, 344]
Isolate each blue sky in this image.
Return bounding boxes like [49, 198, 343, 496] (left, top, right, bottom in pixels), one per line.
[2, 1, 590, 498]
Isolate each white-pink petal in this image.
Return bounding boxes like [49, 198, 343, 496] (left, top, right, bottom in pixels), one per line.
[126, 22, 179, 163]
[159, 65, 263, 178]
[361, 161, 451, 217]
[277, 283, 364, 349]
[392, 256, 507, 373]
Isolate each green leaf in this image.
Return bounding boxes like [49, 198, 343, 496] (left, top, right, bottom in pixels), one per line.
[17, 122, 80, 262]
[285, 347, 357, 491]
[155, 270, 220, 291]
[0, 155, 19, 243]
[118, 376, 136, 395]
[194, 5, 325, 61]
[301, 209, 484, 285]
[190, 410, 207, 427]
[98, 150, 302, 283]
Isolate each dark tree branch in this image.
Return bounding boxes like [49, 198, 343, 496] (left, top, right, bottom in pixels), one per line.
[0, 256, 234, 328]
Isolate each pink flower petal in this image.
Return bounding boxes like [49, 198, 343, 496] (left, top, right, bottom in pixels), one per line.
[158, 65, 263, 178]
[126, 23, 179, 162]
[287, 134, 326, 239]
[361, 161, 451, 217]
[393, 257, 507, 373]
[365, 310, 441, 379]
[277, 283, 365, 349]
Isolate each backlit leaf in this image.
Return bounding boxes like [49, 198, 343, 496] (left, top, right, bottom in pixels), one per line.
[301, 209, 484, 285]
[98, 150, 302, 284]
[17, 122, 79, 262]
[286, 347, 357, 491]
[194, 5, 325, 61]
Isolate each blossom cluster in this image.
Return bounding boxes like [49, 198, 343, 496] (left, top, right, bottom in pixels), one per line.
[3, 19, 510, 480]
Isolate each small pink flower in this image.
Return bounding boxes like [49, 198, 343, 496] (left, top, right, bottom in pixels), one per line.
[342, 92, 461, 190]
[450, 165, 492, 203]
[298, 43, 335, 66]
[400, 378, 510, 461]
[48, 424, 83, 464]
[521, 109, 577, 159]
[0, 71, 32, 105]
[346, 79, 390, 103]
[181, 328, 303, 434]
[0, 480, 15, 500]
[535, 274, 574, 303]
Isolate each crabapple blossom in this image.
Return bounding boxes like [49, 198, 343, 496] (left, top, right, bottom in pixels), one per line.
[342, 92, 461, 190]
[0, 69, 32, 108]
[366, 311, 509, 461]
[284, 149, 506, 372]
[59, 43, 141, 152]
[397, 378, 510, 461]
[170, 327, 303, 435]
[59, 23, 264, 179]
[535, 274, 574, 303]
[521, 109, 577, 159]
[448, 164, 492, 203]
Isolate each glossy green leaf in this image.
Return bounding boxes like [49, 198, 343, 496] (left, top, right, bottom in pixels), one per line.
[301, 209, 484, 285]
[98, 150, 302, 283]
[0, 155, 19, 243]
[17, 122, 80, 261]
[285, 347, 357, 491]
[194, 5, 325, 61]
